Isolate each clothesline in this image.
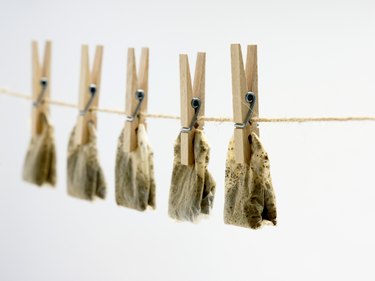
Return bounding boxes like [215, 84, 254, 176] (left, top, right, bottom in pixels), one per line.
[2, 87, 375, 123]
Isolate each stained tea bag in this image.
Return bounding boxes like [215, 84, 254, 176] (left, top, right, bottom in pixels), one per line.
[115, 124, 156, 211]
[23, 112, 56, 186]
[168, 129, 216, 222]
[67, 122, 106, 200]
[224, 132, 277, 229]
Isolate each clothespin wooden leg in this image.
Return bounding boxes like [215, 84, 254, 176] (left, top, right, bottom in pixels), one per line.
[89, 46, 103, 126]
[75, 45, 90, 145]
[245, 45, 259, 136]
[123, 48, 138, 152]
[180, 54, 194, 165]
[138, 48, 149, 125]
[193, 52, 206, 130]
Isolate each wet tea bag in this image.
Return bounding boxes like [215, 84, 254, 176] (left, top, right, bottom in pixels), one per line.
[224, 132, 277, 229]
[115, 123, 156, 211]
[23, 112, 56, 186]
[67, 122, 106, 200]
[168, 129, 216, 222]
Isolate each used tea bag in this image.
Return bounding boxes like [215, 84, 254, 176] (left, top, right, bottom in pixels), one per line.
[67, 122, 106, 200]
[168, 129, 216, 222]
[224, 132, 277, 229]
[115, 123, 156, 211]
[23, 112, 56, 186]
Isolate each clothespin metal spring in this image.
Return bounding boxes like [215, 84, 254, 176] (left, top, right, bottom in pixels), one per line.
[181, 97, 201, 133]
[234, 92, 256, 129]
[126, 89, 145, 122]
[33, 77, 48, 107]
[79, 84, 97, 116]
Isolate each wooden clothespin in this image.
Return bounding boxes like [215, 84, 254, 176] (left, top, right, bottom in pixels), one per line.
[231, 44, 259, 164]
[180, 52, 206, 165]
[123, 47, 149, 152]
[31, 40, 51, 136]
[75, 45, 103, 145]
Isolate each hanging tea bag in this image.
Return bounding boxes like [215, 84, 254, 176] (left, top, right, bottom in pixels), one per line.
[23, 112, 56, 186]
[23, 41, 56, 187]
[67, 122, 106, 200]
[224, 132, 277, 229]
[115, 123, 156, 211]
[168, 129, 216, 222]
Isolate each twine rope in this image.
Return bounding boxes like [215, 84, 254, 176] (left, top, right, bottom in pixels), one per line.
[2, 87, 375, 123]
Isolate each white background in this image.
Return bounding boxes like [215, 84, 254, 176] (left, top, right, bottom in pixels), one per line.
[1, 0, 375, 280]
